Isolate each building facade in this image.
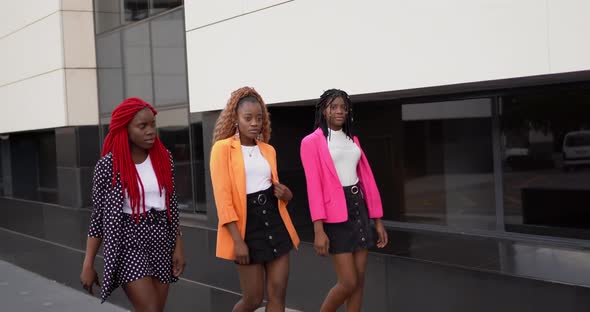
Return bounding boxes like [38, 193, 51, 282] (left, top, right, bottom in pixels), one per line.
[1, 1, 590, 311]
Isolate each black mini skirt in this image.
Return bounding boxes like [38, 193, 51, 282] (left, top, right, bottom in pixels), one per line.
[243, 186, 293, 264]
[324, 184, 375, 254]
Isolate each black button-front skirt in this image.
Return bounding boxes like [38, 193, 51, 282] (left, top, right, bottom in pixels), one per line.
[324, 184, 376, 254]
[243, 186, 293, 264]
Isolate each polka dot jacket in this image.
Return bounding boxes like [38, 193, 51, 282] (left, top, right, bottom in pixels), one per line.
[87, 152, 180, 302]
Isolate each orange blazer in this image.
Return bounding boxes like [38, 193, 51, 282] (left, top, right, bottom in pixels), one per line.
[210, 137, 300, 260]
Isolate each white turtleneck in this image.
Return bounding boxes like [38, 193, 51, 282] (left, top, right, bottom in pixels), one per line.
[327, 129, 361, 187]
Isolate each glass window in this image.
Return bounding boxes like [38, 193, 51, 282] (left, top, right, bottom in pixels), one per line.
[501, 87, 590, 239]
[38, 132, 58, 203]
[268, 99, 496, 235]
[94, 0, 122, 34]
[150, 9, 188, 107]
[156, 108, 193, 212]
[97, 31, 125, 115]
[335, 99, 497, 229]
[191, 119, 206, 213]
[9, 131, 57, 204]
[394, 99, 496, 229]
[122, 22, 154, 104]
[124, 0, 149, 23]
[151, 0, 183, 15]
[0, 140, 3, 196]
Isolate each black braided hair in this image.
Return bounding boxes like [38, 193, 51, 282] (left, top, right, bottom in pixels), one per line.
[314, 89, 354, 140]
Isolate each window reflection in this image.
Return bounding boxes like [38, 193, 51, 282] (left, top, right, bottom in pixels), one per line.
[151, 0, 183, 15]
[97, 32, 124, 115]
[125, 0, 149, 22]
[397, 99, 495, 229]
[150, 10, 188, 106]
[191, 120, 206, 213]
[156, 108, 193, 212]
[501, 88, 590, 238]
[94, 0, 121, 34]
[122, 23, 153, 104]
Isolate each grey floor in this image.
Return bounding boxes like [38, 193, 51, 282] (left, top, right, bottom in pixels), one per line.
[0, 259, 127, 312]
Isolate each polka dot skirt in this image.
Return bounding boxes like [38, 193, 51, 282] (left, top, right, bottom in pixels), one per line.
[88, 153, 180, 302]
[117, 210, 177, 286]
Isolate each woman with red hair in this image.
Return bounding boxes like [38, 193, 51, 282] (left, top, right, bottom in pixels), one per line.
[80, 98, 186, 311]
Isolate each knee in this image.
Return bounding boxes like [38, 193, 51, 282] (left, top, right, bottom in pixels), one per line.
[338, 277, 359, 295]
[266, 282, 287, 304]
[242, 292, 264, 310]
[357, 274, 366, 289]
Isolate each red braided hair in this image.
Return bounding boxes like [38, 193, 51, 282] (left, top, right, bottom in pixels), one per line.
[101, 97, 173, 222]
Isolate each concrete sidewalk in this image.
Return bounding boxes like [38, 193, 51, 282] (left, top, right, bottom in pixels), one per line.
[0, 259, 127, 312]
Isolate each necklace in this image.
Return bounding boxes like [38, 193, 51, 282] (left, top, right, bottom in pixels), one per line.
[244, 145, 256, 157]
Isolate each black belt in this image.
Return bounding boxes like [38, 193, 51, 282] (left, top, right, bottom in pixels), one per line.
[247, 188, 274, 206]
[344, 184, 360, 195]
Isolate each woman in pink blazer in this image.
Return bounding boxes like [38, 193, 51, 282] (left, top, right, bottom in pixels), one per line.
[300, 89, 388, 312]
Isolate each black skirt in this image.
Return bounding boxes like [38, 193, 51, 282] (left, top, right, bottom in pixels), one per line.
[324, 184, 375, 254]
[243, 186, 293, 264]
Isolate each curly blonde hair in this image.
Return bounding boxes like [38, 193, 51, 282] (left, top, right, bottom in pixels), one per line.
[212, 86, 271, 143]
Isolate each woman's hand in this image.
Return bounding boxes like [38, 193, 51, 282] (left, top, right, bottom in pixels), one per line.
[172, 238, 186, 277]
[273, 182, 293, 202]
[234, 239, 250, 265]
[375, 219, 389, 248]
[80, 265, 100, 295]
[314, 230, 330, 256]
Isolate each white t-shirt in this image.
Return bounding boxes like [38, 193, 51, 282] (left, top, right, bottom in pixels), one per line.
[327, 129, 361, 187]
[242, 145, 272, 194]
[122, 155, 166, 214]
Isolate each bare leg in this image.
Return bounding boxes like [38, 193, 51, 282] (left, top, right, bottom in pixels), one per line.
[233, 264, 265, 312]
[320, 253, 358, 312]
[264, 254, 290, 312]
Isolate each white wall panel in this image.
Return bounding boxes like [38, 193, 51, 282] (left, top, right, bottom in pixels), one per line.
[0, 70, 67, 133]
[0, 13, 64, 86]
[186, 0, 554, 112]
[62, 11, 96, 68]
[0, 0, 60, 38]
[548, 0, 590, 73]
[65, 69, 99, 126]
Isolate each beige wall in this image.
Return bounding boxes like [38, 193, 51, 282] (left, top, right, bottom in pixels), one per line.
[0, 0, 98, 133]
[184, 0, 590, 113]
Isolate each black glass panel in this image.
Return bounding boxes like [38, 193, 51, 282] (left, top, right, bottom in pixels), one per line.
[191, 121, 206, 213]
[151, 0, 183, 15]
[157, 108, 193, 212]
[268, 98, 496, 236]
[501, 86, 590, 239]
[124, 0, 149, 22]
[9, 131, 58, 204]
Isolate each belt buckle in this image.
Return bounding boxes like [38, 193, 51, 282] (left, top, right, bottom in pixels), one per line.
[257, 194, 268, 205]
[350, 185, 359, 194]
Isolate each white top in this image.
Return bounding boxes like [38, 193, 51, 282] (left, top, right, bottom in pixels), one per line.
[327, 129, 361, 187]
[242, 145, 272, 194]
[122, 155, 166, 214]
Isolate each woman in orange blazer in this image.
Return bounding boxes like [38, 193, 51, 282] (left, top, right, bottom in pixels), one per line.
[210, 87, 300, 312]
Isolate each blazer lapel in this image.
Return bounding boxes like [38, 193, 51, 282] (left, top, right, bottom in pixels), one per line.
[258, 143, 278, 184]
[230, 138, 247, 211]
[314, 128, 340, 182]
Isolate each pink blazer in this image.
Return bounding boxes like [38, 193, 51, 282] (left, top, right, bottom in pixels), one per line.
[300, 128, 383, 223]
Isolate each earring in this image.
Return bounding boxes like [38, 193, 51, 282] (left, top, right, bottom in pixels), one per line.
[234, 124, 239, 139]
[257, 133, 263, 141]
